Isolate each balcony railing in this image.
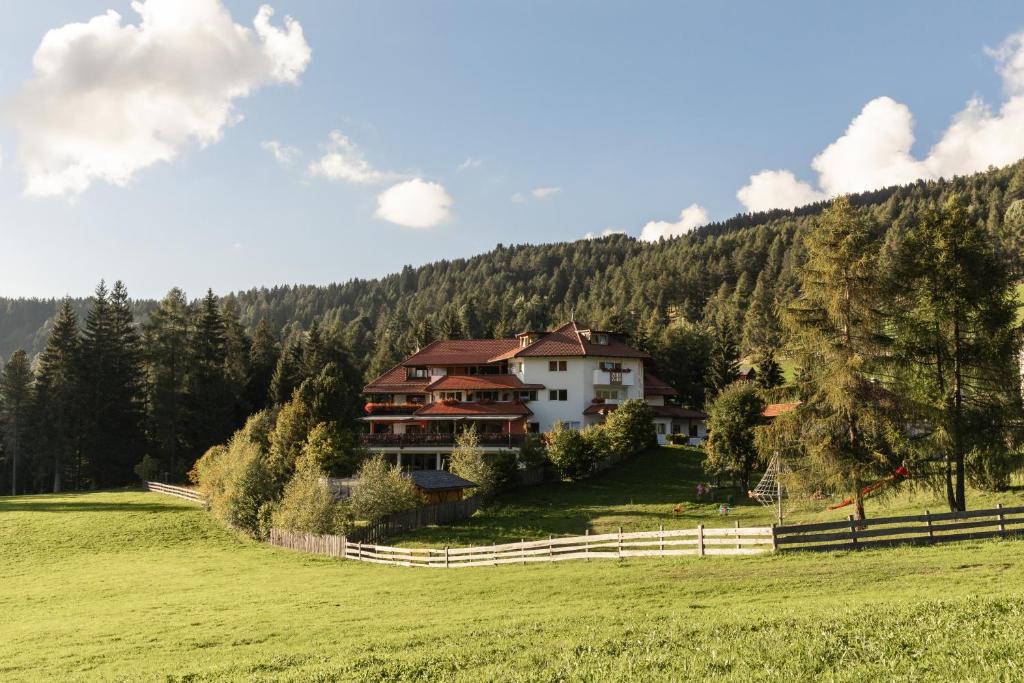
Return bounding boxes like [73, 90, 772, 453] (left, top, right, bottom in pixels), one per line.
[362, 433, 527, 448]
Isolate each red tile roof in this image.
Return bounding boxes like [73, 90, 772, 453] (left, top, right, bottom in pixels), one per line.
[643, 372, 678, 397]
[502, 322, 651, 360]
[425, 375, 544, 391]
[582, 403, 707, 419]
[413, 401, 533, 418]
[402, 339, 522, 366]
[363, 363, 430, 394]
[763, 401, 801, 418]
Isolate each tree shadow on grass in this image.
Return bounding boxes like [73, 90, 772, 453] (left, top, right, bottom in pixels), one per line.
[0, 490, 191, 514]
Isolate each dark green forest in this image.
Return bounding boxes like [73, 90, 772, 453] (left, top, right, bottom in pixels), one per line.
[2, 160, 1024, 498]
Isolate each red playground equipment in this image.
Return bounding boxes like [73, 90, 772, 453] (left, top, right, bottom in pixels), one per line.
[826, 465, 909, 511]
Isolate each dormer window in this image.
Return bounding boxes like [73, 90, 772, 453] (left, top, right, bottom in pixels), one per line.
[408, 367, 428, 379]
[595, 333, 609, 345]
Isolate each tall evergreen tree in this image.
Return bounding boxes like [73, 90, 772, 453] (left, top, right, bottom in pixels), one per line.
[188, 289, 233, 460]
[34, 299, 82, 492]
[755, 351, 785, 390]
[893, 194, 1022, 512]
[247, 318, 280, 409]
[706, 328, 741, 401]
[1, 349, 33, 495]
[144, 288, 192, 478]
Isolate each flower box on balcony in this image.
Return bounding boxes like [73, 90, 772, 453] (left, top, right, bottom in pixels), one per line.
[364, 403, 422, 415]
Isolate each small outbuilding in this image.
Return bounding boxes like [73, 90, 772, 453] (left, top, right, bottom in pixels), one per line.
[407, 470, 477, 504]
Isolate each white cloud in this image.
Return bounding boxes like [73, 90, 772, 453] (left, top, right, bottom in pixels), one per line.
[376, 178, 453, 229]
[307, 130, 397, 184]
[736, 170, 825, 212]
[583, 228, 626, 240]
[532, 186, 561, 199]
[736, 30, 1024, 212]
[639, 203, 708, 242]
[457, 157, 482, 171]
[261, 140, 300, 167]
[10, 0, 311, 197]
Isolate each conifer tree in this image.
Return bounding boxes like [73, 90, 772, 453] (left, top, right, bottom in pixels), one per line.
[188, 289, 233, 459]
[144, 288, 192, 478]
[706, 329, 741, 401]
[247, 318, 280, 408]
[1, 349, 33, 495]
[755, 351, 785, 390]
[34, 299, 82, 492]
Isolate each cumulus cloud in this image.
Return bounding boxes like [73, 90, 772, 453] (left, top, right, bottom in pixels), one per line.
[261, 140, 300, 167]
[583, 228, 626, 240]
[457, 157, 482, 171]
[307, 130, 397, 184]
[736, 30, 1024, 212]
[376, 178, 453, 229]
[10, 0, 311, 197]
[532, 186, 561, 199]
[639, 203, 708, 242]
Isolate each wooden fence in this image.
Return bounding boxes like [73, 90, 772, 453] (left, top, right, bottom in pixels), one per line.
[348, 497, 483, 544]
[268, 523, 776, 568]
[143, 481, 203, 503]
[776, 504, 1024, 551]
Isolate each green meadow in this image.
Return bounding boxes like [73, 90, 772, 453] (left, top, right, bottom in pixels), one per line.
[2, 448, 1023, 681]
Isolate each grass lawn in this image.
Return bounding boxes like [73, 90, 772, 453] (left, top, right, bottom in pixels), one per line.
[394, 446, 1024, 547]
[2, 456, 1024, 680]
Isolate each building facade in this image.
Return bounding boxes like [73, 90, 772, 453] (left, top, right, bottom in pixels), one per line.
[361, 322, 707, 469]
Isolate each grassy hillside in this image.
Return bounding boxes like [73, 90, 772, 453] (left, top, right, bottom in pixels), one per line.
[394, 446, 1024, 547]
[3, 480, 1024, 680]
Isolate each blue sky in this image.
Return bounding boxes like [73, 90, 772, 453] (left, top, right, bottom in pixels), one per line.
[1, 1, 1023, 299]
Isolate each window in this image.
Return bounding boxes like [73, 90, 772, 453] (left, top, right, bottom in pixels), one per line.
[689, 422, 699, 438]
[439, 391, 463, 401]
[528, 422, 540, 434]
[595, 333, 609, 345]
[567, 421, 581, 431]
[549, 389, 568, 401]
[599, 361, 623, 372]
[469, 390, 500, 401]
[656, 423, 666, 435]
[408, 367, 428, 379]
[517, 390, 538, 402]
[407, 394, 425, 404]
[548, 360, 567, 371]
[596, 389, 620, 400]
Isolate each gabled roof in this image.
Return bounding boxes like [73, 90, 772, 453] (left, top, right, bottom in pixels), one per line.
[425, 375, 544, 391]
[413, 401, 533, 418]
[363, 363, 430, 395]
[407, 470, 476, 491]
[402, 339, 521, 367]
[643, 372, 678, 397]
[499, 322, 651, 360]
[763, 401, 801, 418]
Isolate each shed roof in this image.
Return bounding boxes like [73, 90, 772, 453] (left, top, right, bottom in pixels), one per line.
[407, 470, 476, 491]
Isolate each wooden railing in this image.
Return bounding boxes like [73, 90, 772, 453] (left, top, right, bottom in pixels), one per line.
[143, 481, 203, 503]
[268, 524, 777, 567]
[775, 504, 1024, 551]
[362, 433, 527, 447]
[348, 497, 483, 544]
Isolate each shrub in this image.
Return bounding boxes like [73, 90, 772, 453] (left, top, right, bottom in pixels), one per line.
[191, 434, 279, 538]
[349, 455, 421, 522]
[544, 422, 595, 479]
[449, 428, 518, 500]
[517, 433, 549, 469]
[704, 380, 765, 491]
[581, 423, 612, 461]
[271, 464, 342, 535]
[133, 455, 162, 482]
[603, 399, 656, 456]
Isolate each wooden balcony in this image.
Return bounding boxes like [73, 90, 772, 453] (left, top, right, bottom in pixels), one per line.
[361, 433, 527, 448]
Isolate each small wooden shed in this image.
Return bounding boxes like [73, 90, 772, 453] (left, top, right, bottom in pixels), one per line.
[407, 470, 476, 505]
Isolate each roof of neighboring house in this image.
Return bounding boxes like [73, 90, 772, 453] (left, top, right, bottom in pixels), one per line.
[763, 401, 801, 418]
[402, 339, 521, 367]
[363, 363, 430, 395]
[425, 375, 544, 391]
[506, 321, 651, 359]
[643, 372, 678, 397]
[412, 401, 534, 418]
[582, 403, 707, 419]
[738, 365, 757, 379]
[407, 470, 476, 491]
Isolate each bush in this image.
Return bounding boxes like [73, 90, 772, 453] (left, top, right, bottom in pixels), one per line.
[133, 455, 162, 482]
[704, 380, 765, 491]
[581, 423, 612, 461]
[967, 446, 1023, 492]
[544, 422, 595, 479]
[517, 433, 549, 469]
[271, 464, 343, 535]
[603, 399, 656, 456]
[449, 427, 496, 499]
[349, 455, 421, 522]
[297, 422, 369, 477]
[191, 434, 279, 538]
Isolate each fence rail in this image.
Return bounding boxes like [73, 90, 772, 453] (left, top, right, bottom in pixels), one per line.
[143, 481, 203, 503]
[348, 497, 483, 544]
[268, 523, 776, 568]
[776, 503, 1024, 551]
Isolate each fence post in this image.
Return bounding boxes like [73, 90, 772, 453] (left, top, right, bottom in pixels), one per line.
[848, 514, 859, 548]
[549, 535, 554, 562]
[357, 542, 362, 561]
[998, 503, 1006, 536]
[925, 509, 934, 542]
[735, 520, 740, 551]
[697, 524, 705, 557]
[770, 524, 778, 552]
[492, 541, 497, 567]
[617, 526, 623, 559]
[659, 524, 664, 553]
[521, 538, 526, 565]
[444, 546, 450, 568]
[585, 529, 590, 562]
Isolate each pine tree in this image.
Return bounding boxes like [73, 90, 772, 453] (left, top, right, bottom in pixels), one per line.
[144, 288, 192, 478]
[34, 299, 82, 492]
[79, 281, 116, 486]
[270, 338, 303, 405]
[742, 272, 781, 356]
[187, 289, 233, 461]
[108, 280, 147, 482]
[706, 329, 741, 401]
[247, 318, 280, 408]
[893, 194, 1022, 512]
[1, 349, 33, 495]
[784, 197, 902, 520]
[755, 351, 784, 390]
[221, 299, 252, 424]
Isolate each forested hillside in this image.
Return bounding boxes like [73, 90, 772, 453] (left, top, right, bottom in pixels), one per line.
[3, 161, 1023, 379]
